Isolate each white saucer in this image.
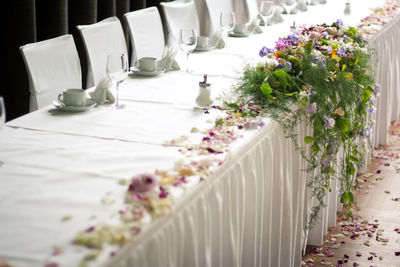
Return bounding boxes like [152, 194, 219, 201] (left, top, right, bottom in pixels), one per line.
[129, 67, 164, 76]
[228, 32, 251, 37]
[194, 45, 215, 52]
[52, 99, 96, 112]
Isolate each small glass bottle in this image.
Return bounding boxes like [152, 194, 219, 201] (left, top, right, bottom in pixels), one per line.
[196, 74, 213, 107]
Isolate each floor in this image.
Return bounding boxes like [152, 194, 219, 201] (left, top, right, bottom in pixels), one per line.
[302, 120, 400, 267]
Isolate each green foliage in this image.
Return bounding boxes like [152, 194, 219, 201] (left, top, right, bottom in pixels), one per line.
[230, 22, 377, 228]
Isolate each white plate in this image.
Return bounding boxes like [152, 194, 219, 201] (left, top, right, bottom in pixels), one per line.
[194, 45, 215, 52]
[228, 32, 251, 37]
[52, 99, 96, 112]
[129, 67, 164, 76]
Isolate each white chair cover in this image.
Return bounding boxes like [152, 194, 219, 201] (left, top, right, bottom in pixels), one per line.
[124, 7, 165, 65]
[77, 17, 127, 88]
[204, 0, 234, 35]
[160, 0, 201, 47]
[19, 34, 82, 112]
[244, 0, 260, 21]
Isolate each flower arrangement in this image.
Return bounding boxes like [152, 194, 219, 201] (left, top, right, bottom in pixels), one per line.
[232, 19, 378, 227]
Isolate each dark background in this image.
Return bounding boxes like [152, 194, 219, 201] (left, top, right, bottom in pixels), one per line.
[3, 0, 171, 121]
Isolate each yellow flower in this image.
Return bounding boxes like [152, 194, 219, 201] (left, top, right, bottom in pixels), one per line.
[159, 177, 175, 185]
[346, 72, 353, 80]
[179, 166, 195, 176]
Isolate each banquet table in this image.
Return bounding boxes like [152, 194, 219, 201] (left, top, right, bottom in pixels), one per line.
[1, 1, 399, 266]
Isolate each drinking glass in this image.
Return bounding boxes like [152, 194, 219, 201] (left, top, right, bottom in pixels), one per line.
[260, 1, 275, 26]
[179, 28, 197, 73]
[106, 53, 128, 109]
[0, 96, 5, 130]
[282, 0, 296, 14]
[219, 12, 235, 49]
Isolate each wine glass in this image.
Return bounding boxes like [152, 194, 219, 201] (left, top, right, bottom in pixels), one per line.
[179, 28, 197, 73]
[282, 0, 296, 14]
[0, 96, 5, 130]
[260, 1, 275, 26]
[106, 53, 128, 109]
[219, 12, 235, 49]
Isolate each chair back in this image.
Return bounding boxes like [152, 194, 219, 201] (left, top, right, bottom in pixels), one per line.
[204, 0, 234, 35]
[244, 0, 260, 21]
[77, 17, 127, 88]
[124, 7, 165, 65]
[20, 34, 82, 112]
[160, 0, 200, 47]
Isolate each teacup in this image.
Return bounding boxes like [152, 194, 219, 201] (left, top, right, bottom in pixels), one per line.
[233, 23, 247, 34]
[58, 89, 86, 107]
[197, 36, 209, 48]
[137, 57, 157, 72]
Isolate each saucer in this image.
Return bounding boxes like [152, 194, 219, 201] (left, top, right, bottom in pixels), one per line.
[129, 67, 164, 76]
[52, 99, 96, 112]
[228, 31, 250, 37]
[194, 45, 215, 52]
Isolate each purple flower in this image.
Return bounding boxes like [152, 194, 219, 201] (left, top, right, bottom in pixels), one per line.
[374, 84, 381, 96]
[329, 144, 336, 154]
[285, 61, 292, 70]
[321, 31, 329, 38]
[367, 106, 376, 114]
[321, 159, 330, 167]
[259, 46, 274, 57]
[286, 34, 299, 45]
[336, 19, 344, 27]
[312, 56, 320, 64]
[336, 46, 347, 57]
[306, 103, 317, 115]
[324, 117, 335, 129]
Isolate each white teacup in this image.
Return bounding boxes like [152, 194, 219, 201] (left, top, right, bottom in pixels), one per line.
[58, 89, 86, 107]
[137, 57, 157, 72]
[233, 23, 247, 34]
[197, 36, 209, 48]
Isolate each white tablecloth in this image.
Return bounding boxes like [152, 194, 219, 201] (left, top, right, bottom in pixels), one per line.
[1, 0, 399, 266]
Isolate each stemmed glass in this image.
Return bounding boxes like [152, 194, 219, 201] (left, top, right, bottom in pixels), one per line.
[219, 12, 235, 50]
[179, 28, 197, 73]
[260, 1, 275, 26]
[282, 0, 296, 14]
[0, 96, 5, 130]
[106, 53, 128, 109]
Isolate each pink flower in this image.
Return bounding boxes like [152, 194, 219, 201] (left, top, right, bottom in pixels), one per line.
[308, 31, 322, 40]
[128, 173, 157, 193]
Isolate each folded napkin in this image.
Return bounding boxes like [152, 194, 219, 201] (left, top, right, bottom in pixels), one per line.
[158, 45, 180, 72]
[247, 18, 263, 34]
[210, 28, 226, 49]
[89, 75, 115, 105]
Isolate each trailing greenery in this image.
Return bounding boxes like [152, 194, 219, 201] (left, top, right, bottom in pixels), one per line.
[229, 20, 378, 228]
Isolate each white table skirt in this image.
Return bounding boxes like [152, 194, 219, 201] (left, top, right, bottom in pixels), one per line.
[1, 1, 399, 266]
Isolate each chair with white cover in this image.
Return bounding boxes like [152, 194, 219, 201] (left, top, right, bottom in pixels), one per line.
[77, 17, 127, 88]
[19, 34, 82, 112]
[244, 0, 260, 22]
[123, 7, 165, 65]
[204, 0, 234, 35]
[160, 0, 200, 47]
